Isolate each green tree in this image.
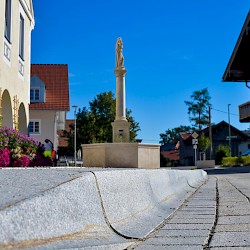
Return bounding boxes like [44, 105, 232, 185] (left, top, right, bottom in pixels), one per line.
[215, 144, 230, 164]
[198, 133, 211, 160]
[63, 91, 140, 154]
[198, 133, 211, 152]
[185, 88, 211, 130]
[160, 125, 193, 145]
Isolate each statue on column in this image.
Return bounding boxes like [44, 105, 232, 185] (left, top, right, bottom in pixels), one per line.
[115, 37, 124, 69]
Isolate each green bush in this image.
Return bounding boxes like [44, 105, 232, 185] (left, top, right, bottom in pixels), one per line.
[221, 157, 238, 167]
[221, 156, 250, 167]
[215, 145, 230, 164]
[239, 156, 250, 166]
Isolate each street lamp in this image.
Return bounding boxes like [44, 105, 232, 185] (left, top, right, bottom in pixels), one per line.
[228, 104, 231, 156]
[72, 105, 78, 166]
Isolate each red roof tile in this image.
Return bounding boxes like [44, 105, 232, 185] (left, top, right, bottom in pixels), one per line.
[161, 150, 180, 161]
[30, 64, 70, 111]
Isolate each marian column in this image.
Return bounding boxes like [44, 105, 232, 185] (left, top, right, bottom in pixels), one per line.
[112, 37, 130, 142]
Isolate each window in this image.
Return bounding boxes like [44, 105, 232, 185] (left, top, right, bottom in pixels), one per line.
[29, 121, 40, 134]
[30, 88, 40, 102]
[19, 14, 24, 59]
[4, 0, 12, 42]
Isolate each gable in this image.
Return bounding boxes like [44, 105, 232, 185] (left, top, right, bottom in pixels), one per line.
[30, 64, 70, 111]
[30, 75, 46, 103]
[223, 11, 250, 82]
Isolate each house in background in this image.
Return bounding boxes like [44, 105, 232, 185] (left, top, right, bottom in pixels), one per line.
[29, 64, 70, 150]
[57, 119, 74, 156]
[160, 142, 180, 166]
[0, 0, 35, 133]
[179, 121, 250, 165]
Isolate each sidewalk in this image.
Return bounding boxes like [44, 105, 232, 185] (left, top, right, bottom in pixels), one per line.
[129, 173, 250, 249]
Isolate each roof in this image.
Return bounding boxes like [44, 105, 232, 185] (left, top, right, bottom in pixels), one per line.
[181, 121, 250, 142]
[180, 132, 193, 140]
[222, 11, 250, 82]
[30, 64, 70, 111]
[161, 150, 180, 161]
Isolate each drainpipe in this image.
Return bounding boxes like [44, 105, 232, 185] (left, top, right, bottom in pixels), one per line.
[54, 112, 59, 150]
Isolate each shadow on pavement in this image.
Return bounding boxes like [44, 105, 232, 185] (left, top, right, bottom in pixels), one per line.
[206, 166, 250, 175]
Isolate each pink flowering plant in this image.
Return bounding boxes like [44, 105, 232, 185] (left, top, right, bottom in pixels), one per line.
[0, 149, 10, 167]
[0, 127, 40, 167]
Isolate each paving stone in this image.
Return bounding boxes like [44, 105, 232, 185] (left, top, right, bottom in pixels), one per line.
[144, 236, 206, 245]
[219, 201, 249, 206]
[177, 210, 215, 215]
[154, 229, 209, 237]
[210, 248, 250, 250]
[218, 209, 250, 216]
[171, 214, 215, 219]
[219, 205, 250, 210]
[135, 245, 202, 250]
[210, 232, 250, 247]
[215, 224, 250, 232]
[217, 216, 250, 225]
[183, 205, 216, 208]
[188, 200, 216, 204]
[161, 223, 213, 230]
[180, 207, 215, 212]
[168, 218, 214, 224]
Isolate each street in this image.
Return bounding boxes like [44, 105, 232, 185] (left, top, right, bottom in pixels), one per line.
[128, 167, 250, 250]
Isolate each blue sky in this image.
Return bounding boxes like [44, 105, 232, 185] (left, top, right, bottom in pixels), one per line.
[31, 1, 250, 143]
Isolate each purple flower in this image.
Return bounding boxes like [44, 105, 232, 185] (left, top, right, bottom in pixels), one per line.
[12, 155, 30, 167]
[0, 149, 10, 167]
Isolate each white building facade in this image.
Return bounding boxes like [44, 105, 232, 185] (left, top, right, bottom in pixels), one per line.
[0, 0, 35, 134]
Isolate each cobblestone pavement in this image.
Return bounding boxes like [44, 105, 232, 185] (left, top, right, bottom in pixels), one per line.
[128, 170, 250, 250]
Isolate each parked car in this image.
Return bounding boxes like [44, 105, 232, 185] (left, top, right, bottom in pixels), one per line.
[241, 150, 250, 156]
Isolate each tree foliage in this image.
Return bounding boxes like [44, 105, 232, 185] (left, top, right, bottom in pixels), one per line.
[160, 125, 193, 145]
[198, 133, 211, 152]
[63, 91, 140, 155]
[185, 88, 211, 130]
[215, 144, 230, 164]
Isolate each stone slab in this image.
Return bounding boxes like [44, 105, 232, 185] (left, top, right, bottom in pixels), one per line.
[0, 168, 85, 209]
[143, 236, 206, 245]
[82, 143, 160, 169]
[135, 245, 202, 250]
[93, 169, 207, 238]
[215, 224, 250, 232]
[211, 248, 250, 250]
[155, 229, 210, 237]
[168, 218, 214, 224]
[0, 168, 207, 248]
[0, 172, 130, 249]
[217, 216, 250, 224]
[210, 232, 250, 247]
[171, 214, 215, 219]
[219, 209, 250, 216]
[161, 224, 213, 230]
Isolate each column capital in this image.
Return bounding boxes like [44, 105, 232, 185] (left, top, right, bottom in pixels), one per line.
[114, 68, 127, 77]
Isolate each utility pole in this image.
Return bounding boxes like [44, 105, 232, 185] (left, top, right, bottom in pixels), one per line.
[228, 104, 231, 156]
[209, 105, 212, 160]
[72, 105, 78, 166]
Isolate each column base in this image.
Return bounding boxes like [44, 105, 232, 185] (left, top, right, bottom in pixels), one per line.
[112, 120, 131, 143]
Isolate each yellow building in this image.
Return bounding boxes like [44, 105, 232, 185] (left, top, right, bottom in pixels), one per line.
[0, 0, 35, 134]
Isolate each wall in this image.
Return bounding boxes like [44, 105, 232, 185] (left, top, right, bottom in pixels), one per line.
[0, 0, 34, 130]
[82, 143, 160, 168]
[29, 110, 57, 148]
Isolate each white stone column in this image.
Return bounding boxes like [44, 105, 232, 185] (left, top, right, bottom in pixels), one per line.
[115, 69, 127, 121]
[112, 37, 130, 143]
